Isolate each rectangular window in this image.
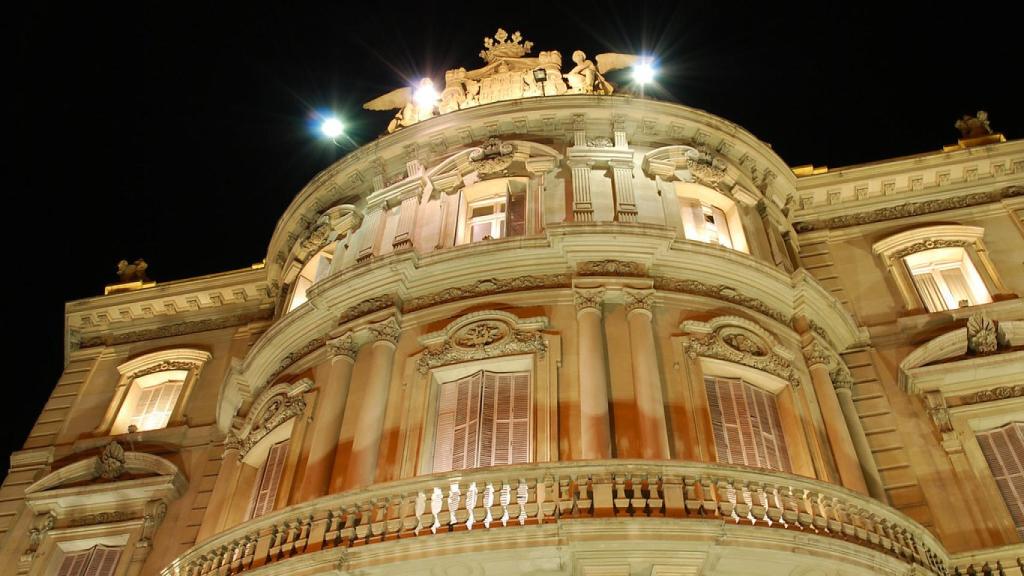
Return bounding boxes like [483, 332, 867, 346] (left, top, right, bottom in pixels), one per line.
[705, 376, 790, 472]
[128, 379, 183, 432]
[433, 370, 530, 472]
[249, 440, 289, 519]
[57, 545, 122, 576]
[976, 422, 1024, 539]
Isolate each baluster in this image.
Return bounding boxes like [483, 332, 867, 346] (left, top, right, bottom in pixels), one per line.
[448, 482, 461, 527]
[629, 474, 647, 516]
[465, 482, 478, 530]
[385, 495, 403, 538]
[558, 476, 573, 518]
[371, 498, 389, 541]
[799, 489, 818, 532]
[765, 484, 783, 527]
[483, 482, 495, 528]
[577, 475, 593, 517]
[812, 493, 829, 533]
[354, 502, 373, 542]
[740, 482, 756, 524]
[517, 479, 529, 525]
[717, 479, 739, 522]
[430, 487, 443, 534]
[781, 485, 801, 529]
[499, 482, 511, 526]
[536, 476, 547, 523]
[612, 473, 629, 516]
[751, 484, 768, 525]
[648, 475, 664, 517]
[340, 505, 358, 547]
[700, 476, 717, 518]
[413, 492, 427, 534]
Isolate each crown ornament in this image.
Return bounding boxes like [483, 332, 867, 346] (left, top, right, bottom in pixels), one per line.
[479, 28, 533, 62]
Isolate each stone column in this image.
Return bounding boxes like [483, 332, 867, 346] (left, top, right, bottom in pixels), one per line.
[195, 439, 241, 541]
[298, 333, 358, 500]
[574, 288, 612, 459]
[803, 342, 869, 495]
[609, 159, 638, 223]
[624, 289, 670, 459]
[355, 208, 383, 262]
[342, 317, 400, 491]
[391, 193, 420, 250]
[832, 363, 887, 502]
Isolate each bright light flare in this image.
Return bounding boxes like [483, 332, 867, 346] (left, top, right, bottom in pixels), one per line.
[320, 117, 345, 138]
[632, 60, 657, 85]
[414, 80, 439, 108]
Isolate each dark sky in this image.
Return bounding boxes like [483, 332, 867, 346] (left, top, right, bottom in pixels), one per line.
[7, 2, 1021, 471]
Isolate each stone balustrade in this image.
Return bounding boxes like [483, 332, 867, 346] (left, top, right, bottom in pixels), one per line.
[161, 460, 950, 576]
[951, 543, 1024, 575]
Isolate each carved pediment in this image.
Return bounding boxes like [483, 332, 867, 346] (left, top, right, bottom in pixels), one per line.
[25, 442, 185, 495]
[417, 310, 548, 373]
[681, 316, 800, 387]
[231, 378, 312, 457]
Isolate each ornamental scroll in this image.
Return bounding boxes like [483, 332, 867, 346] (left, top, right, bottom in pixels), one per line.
[417, 310, 548, 374]
[230, 378, 312, 457]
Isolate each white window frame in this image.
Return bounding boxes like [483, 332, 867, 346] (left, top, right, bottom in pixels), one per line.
[102, 349, 212, 436]
[675, 182, 749, 253]
[455, 177, 529, 246]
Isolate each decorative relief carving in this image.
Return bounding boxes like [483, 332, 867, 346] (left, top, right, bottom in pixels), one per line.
[70, 511, 130, 527]
[961, 385, 1024, 405]
[576, 260, 646, 277]
[685, 331, 799, 387]
[966, 313, 998, 354]
[652, 276, 787, 323]
[404, 274, 571, 312]
[338, 295, 396, 325]
[623, 288, 655, 314]
[573, 287, 605, 312]
[367, 316, 401, 345]
[890, 239, 968, 260]
[95, 441, 126, 480]
[802, 340, 833, 368]
[830, 364, 854, 390]
[327, 333, 359, 359]
[25, 512, 55, 556]
[300, 223, 333, 253]
[419, 324, 545, 374]
[468, 138, 515, 174]
[129, 360, 201, 380]
[923, 391, 953, 433]
[794, 187, 1022, 231]
[453, 322, 508, 348]
[236, 380, 311, 457]
[586, 136, 614, 148]
[723, 333, 767, 357]
[685, 148, 728, 189]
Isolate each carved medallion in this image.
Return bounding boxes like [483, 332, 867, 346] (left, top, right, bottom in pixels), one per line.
[468, 138, 515, 174]
[453, 322, 508, 348]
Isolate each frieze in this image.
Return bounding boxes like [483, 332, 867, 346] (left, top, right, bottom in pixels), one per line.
[338, 295, 397, 325]
[890, 239, 969, 260]
[79, 309, 274, 348]
[652, 276, 787, 323]
[960, 385, 1024, 405]
[794, 186, 1022, 232]
[70, 511, 130, 527]
[576, 260, 646, 277]
[404, 274, 571, 311]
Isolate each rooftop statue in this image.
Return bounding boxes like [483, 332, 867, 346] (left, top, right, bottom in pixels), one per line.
[955, 110, 993, 139]
[364, 29, 639, 133]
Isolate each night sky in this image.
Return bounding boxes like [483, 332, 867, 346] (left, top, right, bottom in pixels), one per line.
[8, 2, 1022, 473]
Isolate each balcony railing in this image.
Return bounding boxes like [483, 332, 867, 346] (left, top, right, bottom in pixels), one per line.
[161, 460, 950, 576]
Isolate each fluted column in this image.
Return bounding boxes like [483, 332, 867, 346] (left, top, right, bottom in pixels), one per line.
[623, 288, 670, 459]
[196, 438, 241, 541]
[832, 363, 887, 502]
[568, 159, 596, 222]
[803, 342, 869, 495]
[574, 288, 612, 459]
[609, 159, 638, 223]
[299, 333, 358, 500]
[342, 317, 400, 491]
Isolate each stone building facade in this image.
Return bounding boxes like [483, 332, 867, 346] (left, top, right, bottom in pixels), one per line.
[2, 33, 1022, 576]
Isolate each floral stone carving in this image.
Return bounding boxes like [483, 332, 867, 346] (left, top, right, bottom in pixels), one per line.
[966, 313, 998, 354]
[95, 441, 126, 480]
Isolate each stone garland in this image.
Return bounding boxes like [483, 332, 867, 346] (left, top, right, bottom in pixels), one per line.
[652, 276, 788, 324]
[404, 274, 572, 312]
[960, 385, 1023, 405]
[418, 326, 546, 374]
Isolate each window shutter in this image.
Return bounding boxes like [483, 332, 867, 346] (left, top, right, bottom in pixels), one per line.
[433, 377, 459, 473]
[433, 372, 483, 472]
[83, 545, 122, 576]
[507, 188, 527, 237]
[478, 371, 530, 467]
[977, 423, 1024, 539]
[251, 440, 289, 519]
[509, 372, 531, 464]
[705, 376, 790, 472]
[57, 549, 90, 576]
[680, 198, 705, 241]
[710, 206, 733, 249]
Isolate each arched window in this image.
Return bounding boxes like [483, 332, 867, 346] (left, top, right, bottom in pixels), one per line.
[102, 348, 212, 436]
[456, 178, 527, 245]
[286, 244, 334, 312]
[904, 246, 991, 312]
[704, 375, 790, 472]
[675, 183, 748, 252]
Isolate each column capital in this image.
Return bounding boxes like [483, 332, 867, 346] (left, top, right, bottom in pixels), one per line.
[801, 340, 833, 368]
[623, 288, 655, 317]
[574, 287, 605, 313]
[366, 315, 401, 346]
[327, 332, 359, 360]
[223, 432, 242, 455]
[830, 364, 854, 391]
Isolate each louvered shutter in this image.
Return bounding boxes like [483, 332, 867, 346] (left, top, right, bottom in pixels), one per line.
[478, 371, 530, 467]
[251, 440, 289, 519]
[680, 198, 705, 241]
[57, 549, 90, 576]
[710, 205, 733, 248]
[83, 545, 122, 576]
[433, 372, 482, 472]
[506, 188, 527, 237]
[705, 376, 790, 472]
[977, 422, 1024, 538]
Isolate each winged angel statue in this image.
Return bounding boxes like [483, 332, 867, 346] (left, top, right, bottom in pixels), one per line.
[363, 29, 639, 133]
